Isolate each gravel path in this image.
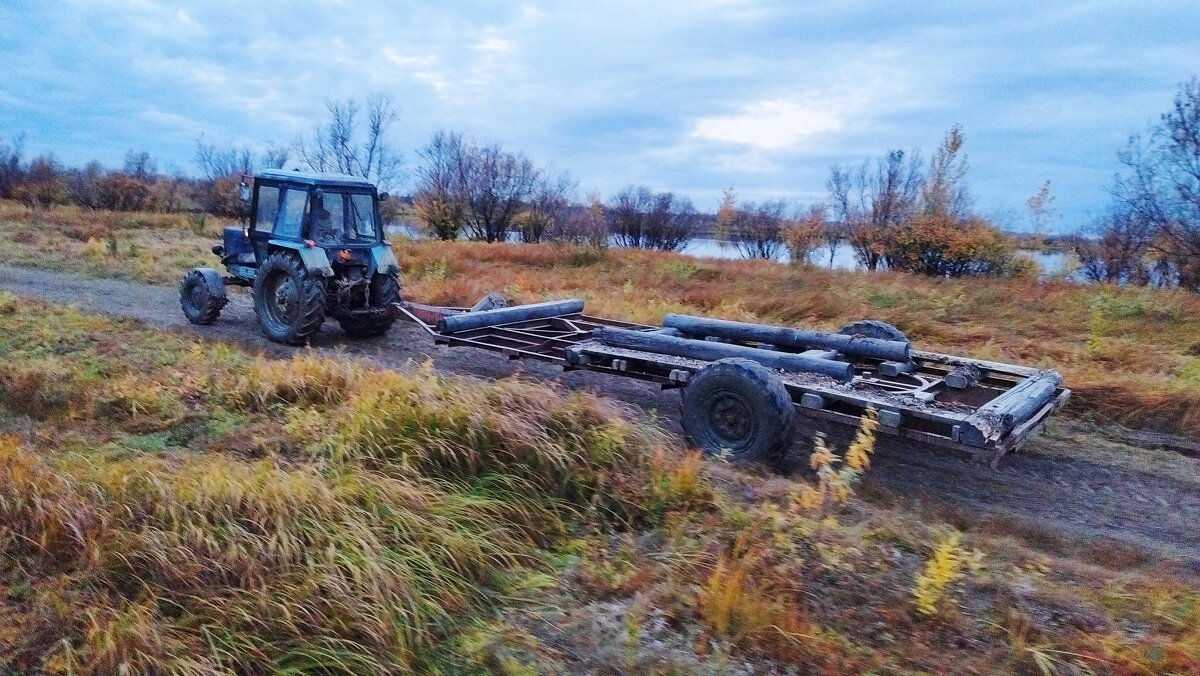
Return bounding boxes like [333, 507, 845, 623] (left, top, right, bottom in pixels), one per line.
[3, 263, 1198, 566]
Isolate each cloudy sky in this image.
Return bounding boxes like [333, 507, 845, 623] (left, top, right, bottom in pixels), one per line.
[1, 1, 1197, 230]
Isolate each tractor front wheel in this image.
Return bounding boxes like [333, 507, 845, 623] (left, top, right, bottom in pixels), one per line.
[179, 267, 227, 325]
[338, 273, 401, 338]
[253, 251, 326, 345]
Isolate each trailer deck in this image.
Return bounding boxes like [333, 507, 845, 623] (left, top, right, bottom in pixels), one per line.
[391, 298, 1069, 466]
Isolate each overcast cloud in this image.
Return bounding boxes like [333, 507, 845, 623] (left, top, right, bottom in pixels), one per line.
[1, 0, 1197, 229]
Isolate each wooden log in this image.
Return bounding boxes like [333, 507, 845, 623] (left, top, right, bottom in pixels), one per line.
[662, 314, 910, 362]
[592, 327, 854, 381]
[945, 364, 982, 389]
[877, 410, 903, 427]
[798, 349, 841, 361]
[469, 292, 507, 313]
[957, 371, 1062, 446]
[878, 361, 916, 377]
[437, 298, 585, 334]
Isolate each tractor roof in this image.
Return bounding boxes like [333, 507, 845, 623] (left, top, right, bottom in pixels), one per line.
[255, 169, 377, 189]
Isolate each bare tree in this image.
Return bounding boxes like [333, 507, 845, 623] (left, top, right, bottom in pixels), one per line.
[261, 146, 290, 171]
[549, 192, 609, 246]
[1072, 208, 1154, 284]
[460, 143, 538, 243]
[294, 95, 402, 188]
[413, 130, 468, 240]
[67, 160, 105, 208]
[921, 125, 972, 220]
[195, 141, 254, 181]
[607, 186, 696, 251]
[518, 169, 576, 243]
[828, 149, 922, 270]
[195, 138, 290, 218]
[412, 131, 547, 243]
[0, 134, 23, 200]
[1026, 180, 1057, 233]
[725, 199, 789, 260]
[122, 150, 157, 180]
[1114, 77, 1200, 290]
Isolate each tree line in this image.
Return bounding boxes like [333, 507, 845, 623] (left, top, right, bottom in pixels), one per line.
[0, 97, 397, 221]
[3, 78, 1199, 288]
[1067, 78, 1200, 291]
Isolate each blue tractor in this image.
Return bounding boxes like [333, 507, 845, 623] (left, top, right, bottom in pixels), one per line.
[179, 170, 402, 344]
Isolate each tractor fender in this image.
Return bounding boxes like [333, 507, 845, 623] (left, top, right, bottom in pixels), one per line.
[370, 243, 400, 276]
[193, 267, 227, 298]
[267, 239, 334, 277]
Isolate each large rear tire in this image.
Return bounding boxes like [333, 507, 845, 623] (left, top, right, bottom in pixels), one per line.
[179, 268, 227, 325]
[680, 358, 796, 462]
[253, 251, 326, 345]
[337, 273, 401, 338]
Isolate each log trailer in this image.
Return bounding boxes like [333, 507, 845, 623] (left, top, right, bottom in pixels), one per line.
[180, 170, 1068, 466]
[390, 297, 1070, 467]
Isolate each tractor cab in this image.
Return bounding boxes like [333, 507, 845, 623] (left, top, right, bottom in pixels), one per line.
[181, 170, 402, 345]
[245, 169, 386, 262]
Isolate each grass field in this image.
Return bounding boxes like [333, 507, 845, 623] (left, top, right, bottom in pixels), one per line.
[3, 201, 1199, 438]
[0, 296, 1197, 673]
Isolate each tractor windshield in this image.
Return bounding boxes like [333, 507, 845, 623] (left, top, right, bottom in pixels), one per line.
[311, 191, 379, 246]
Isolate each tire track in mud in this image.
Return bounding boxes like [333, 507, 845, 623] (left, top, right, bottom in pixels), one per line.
[3, 264, 1198, 565]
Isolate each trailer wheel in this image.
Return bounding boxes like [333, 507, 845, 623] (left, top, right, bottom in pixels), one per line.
[179, 267, 227, 325]
[681, 358, 796, 462]
[839, 319, 908, 343]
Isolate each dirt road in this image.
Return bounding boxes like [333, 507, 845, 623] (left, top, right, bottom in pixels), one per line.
[3, 263, 1198, 567]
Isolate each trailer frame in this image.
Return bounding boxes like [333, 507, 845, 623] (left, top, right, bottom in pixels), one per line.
[390, 300, 1070, 467]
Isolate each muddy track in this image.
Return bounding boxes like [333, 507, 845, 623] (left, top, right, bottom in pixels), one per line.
[3, 263, 1198, 567]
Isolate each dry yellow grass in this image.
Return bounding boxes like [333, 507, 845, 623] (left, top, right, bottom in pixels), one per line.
[0, 293, 675, 673]
[1, 294, 1198, 673]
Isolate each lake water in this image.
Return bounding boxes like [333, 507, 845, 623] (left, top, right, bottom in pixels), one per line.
[387, 225, 1072, 277]
[678, 239, 1071, 277]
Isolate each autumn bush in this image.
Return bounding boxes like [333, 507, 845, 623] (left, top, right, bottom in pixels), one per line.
[885, 214, 1037, 278]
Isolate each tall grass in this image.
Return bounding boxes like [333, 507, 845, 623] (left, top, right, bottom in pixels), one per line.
[0, 441, 539, 673]
[0, 296, 677, 673]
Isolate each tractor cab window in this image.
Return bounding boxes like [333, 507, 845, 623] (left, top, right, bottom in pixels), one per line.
[312, 190, 378, 246]
[276, 187, 309, 239]
[254, 185, 280, 232]
[350, 193, 377, 240]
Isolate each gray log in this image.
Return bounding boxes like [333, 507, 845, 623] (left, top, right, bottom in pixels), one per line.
[879, 361, 916, 377]
[957, 371, 1061, 446]
[592, 327, 854, 381]
[469, 292, 507, 313]
[662, 314, 910, 362]
[438, 298, 585, 334]
[945, 364, 982, 389]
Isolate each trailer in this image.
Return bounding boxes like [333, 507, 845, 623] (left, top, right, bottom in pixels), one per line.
[390, 297, 1070, 467]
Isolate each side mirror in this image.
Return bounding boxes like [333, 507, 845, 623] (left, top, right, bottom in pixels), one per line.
[238, 182, 250, 203]
[379, 192, 390, 201]
[313, 188, 324, 201]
